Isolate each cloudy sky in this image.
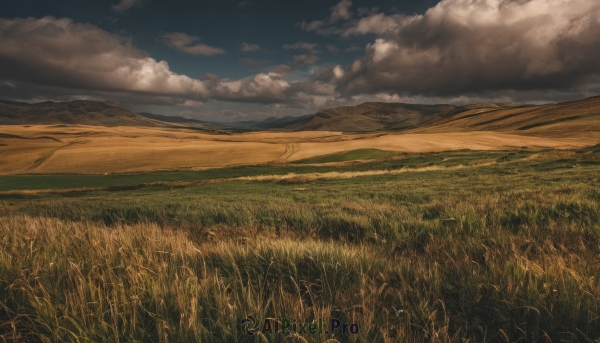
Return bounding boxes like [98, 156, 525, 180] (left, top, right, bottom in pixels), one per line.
[1, 0, 600, 121]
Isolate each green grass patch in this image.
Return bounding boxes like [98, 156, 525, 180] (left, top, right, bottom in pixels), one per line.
[293, 148, 397, 164]
[1, 148, 600, 341]
[0, 149, 587, 194]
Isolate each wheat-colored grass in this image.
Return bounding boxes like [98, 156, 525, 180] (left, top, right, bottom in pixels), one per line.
[238, 162, 497, 183]
[0, 125, 596, 174]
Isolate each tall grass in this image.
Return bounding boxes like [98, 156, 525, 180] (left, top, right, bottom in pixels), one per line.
[0, 149, 599, 342]
[0, 216, 386, 342]
[1, 204, 599, 342]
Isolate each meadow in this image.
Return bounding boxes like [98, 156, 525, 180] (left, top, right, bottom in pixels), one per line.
[1, 145, 600, 342]
[0, 124, 589, 175]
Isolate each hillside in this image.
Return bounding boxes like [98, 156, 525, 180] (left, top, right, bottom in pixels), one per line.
[415, 96, 600, 137]
[284, 102, 456, 132]
[277, 96, 600, 136]
[217, 115, 313, 130]
[0, 100, 159, 126]
[138, 112, 205, 125]
[2, 96, 600, 136]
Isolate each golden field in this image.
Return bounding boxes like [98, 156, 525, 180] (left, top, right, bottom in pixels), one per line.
[0, 124, 596, 175]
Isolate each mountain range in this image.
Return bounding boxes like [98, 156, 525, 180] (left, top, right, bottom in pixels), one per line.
[1, 96, 600, 136]
[0, 100, 158, 126]
[286, 102, 457, 132]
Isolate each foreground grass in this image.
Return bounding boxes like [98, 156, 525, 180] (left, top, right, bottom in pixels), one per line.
[1, 208, 599, 342]
[0, 147, 600, 342]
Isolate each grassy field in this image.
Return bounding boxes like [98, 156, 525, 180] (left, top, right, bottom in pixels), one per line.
[293, 149, 397, 164]
[0, 149, 530, 192]
[0, 146, 600, 342]
[0, 124, 592, 174]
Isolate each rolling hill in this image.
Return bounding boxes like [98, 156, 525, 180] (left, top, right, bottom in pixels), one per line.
[214, 115, 313, 130]
[414, 95, 600, 137]
[137, 112, 205, 125]
[274, 96, 600, 136]
[0, 100, 159, 126]
[282, 102, 456, 132]
[2, 96, 600, 137]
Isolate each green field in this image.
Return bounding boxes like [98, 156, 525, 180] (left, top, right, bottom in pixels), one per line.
[0, 149, 532, 192]
[293, 148, 398, 164]
[1, 146, 600, 342]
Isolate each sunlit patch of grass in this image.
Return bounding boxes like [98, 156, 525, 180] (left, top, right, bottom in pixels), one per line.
[293, 149, 397, 164]
[0, 149, 600, 342]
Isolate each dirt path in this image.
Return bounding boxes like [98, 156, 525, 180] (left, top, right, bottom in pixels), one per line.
[24, 140, 89, 172]
[274, 143, 300, 163]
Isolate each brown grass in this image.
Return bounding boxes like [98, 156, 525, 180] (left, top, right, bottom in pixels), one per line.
[239, 162, 497, 183]
[0, 125, 596, 175]
[413, 95, 600, 138]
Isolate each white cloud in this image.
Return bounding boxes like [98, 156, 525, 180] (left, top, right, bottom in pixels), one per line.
[333, 66, 345, 80]
[299, 0, 353, 35]
[0, 17, 209, 97]
[4, 0, 600, 119]
[270, 65, 292, 75]
[342, 13, 403, 36]
[2, 81, 16, 88]
[330, 0, 353, 22]
[161, 32, 226, 56]
[0, 17, 341, 108]
[339, 0, 600, 97]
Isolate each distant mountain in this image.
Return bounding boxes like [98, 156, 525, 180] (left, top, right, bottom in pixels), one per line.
[210, 115, 312, 130]
[138, 112, 205, 125]
[3, 96, 599, 135]
[273, 97, 600, 134]
[0, 100, 158, 126]
[282, 102, 457, 132]
[0, 99, 305, 130]
[258, 115, 313, 128]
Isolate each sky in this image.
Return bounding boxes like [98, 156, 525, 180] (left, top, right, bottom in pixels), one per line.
[1, 0, 600, 122]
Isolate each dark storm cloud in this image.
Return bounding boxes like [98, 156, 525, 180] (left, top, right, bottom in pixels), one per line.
[0, 16, 335, 106]
[161, 32, 226, 56]
[338, 0, 600, 97]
